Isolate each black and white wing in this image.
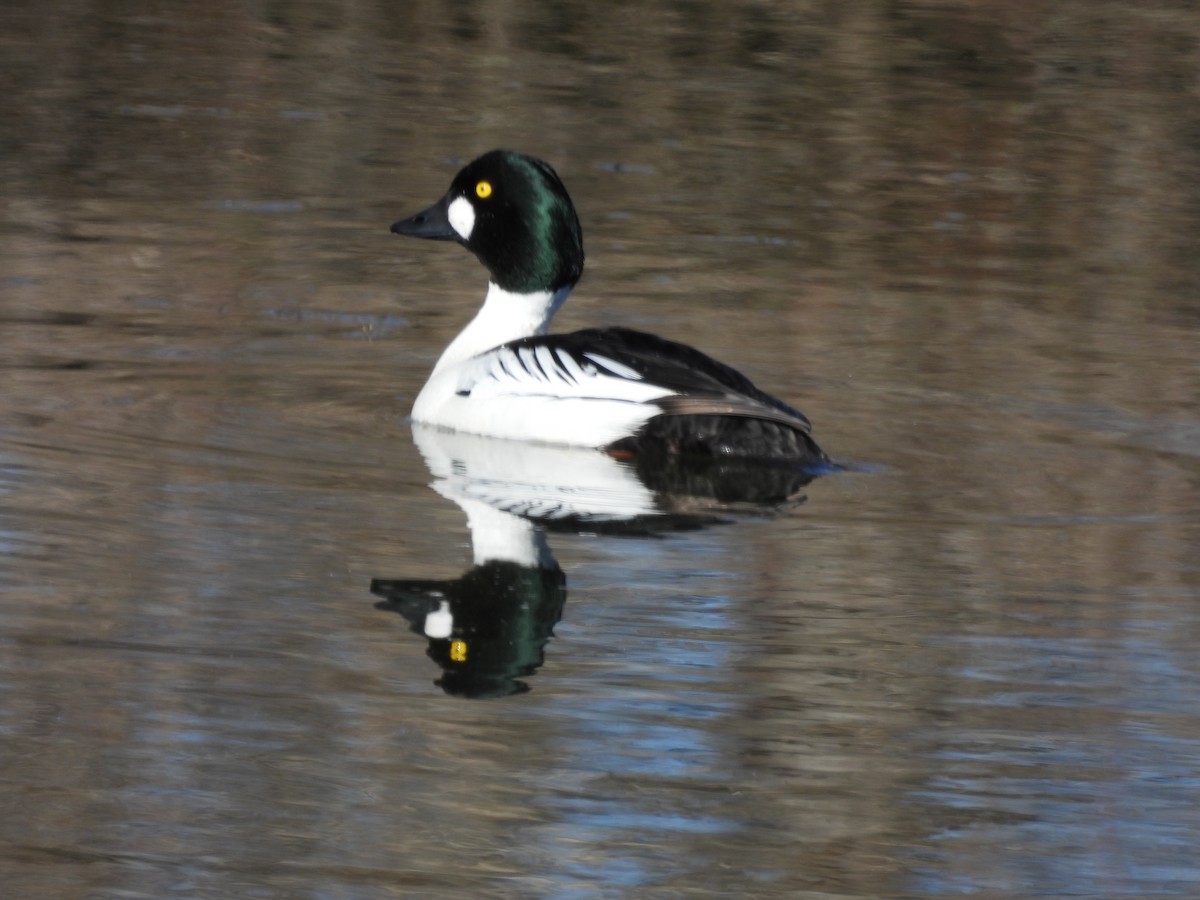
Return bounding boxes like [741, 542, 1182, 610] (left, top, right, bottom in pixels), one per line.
[459, 327, 813, 431]
[452, 332, 675, 407]
[446, 326, 825, 461]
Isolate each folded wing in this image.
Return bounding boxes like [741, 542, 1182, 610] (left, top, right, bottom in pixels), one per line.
[457, 326, 814, 436]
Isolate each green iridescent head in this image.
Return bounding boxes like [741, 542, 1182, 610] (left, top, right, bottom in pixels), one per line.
[392, 150, 585, 294]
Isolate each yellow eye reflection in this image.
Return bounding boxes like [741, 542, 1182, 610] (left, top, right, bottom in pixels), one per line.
[475, 181, 493, 199]
[449, 640, 468, 662]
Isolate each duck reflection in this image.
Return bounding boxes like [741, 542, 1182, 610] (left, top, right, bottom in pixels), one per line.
[371, 424, 822, 698]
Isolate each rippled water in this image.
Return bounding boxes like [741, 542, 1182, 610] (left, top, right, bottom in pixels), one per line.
[4, 2, 1200, 897]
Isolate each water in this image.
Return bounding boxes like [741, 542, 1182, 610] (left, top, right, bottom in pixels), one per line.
[3, 1, 1200, 897]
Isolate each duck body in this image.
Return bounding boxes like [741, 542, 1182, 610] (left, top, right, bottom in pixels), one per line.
[393, 150, 827, 465]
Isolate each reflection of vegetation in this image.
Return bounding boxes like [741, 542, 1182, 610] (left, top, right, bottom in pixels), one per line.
[11, 2, 1200, 298]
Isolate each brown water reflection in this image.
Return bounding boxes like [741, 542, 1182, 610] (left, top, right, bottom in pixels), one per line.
[3, 1, 1200, 897]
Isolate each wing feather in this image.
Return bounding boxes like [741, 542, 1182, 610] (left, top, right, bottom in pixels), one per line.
[583, 352, 644, 381]
[654, 396, 811, 431]
[554, 347, 589, 382]
[455, 339, 670, 405]
[536, 344, 572, 385]
[454, 326, 814, 437]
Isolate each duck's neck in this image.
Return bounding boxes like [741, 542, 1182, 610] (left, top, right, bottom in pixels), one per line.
[430, 281, 574, 377]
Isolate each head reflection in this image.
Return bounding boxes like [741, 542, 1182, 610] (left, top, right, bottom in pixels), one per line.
[372, 560, 566, 699]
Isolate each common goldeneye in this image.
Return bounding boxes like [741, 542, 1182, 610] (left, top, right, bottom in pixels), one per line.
[391, 150, 828, 465]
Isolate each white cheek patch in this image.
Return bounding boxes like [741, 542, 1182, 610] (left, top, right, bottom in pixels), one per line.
[447, 195, 476, 241]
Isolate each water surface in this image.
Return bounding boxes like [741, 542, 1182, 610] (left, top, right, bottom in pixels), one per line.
[3, 2, 1200, 897]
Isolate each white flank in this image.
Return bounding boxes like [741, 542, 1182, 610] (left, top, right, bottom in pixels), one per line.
[415, 342, 671, 446]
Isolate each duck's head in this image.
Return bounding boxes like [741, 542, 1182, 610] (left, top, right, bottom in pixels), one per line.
[392, 150, 585, 295]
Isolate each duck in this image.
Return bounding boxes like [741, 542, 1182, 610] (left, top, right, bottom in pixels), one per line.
[391, 150, 828, 466]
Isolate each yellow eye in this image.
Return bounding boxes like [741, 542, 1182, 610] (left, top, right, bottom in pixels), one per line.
[449, 640, 468, 662]
[475, 181, 492, 199]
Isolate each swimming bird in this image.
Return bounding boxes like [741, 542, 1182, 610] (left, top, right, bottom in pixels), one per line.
[391, 150, 827, 465]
